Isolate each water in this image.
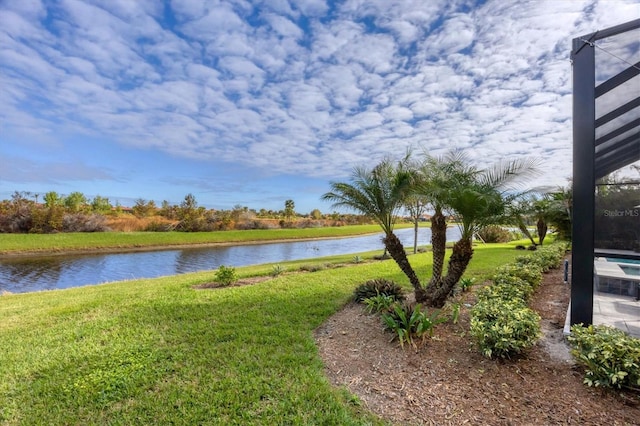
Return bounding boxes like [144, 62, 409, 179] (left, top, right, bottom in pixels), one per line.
[0, 227, 461, 293]
[620, 265, 640, 276]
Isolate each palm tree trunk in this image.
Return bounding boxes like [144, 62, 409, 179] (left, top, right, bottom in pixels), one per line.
[424, 237, 474, 308]
[428, 208, 447, 286]
[383, 233, 424, 299]
[537, 218, 547, 245]
[413, 217, 419, 254]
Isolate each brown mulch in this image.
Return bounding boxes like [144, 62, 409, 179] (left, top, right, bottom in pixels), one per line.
[314, 261, 640, 425]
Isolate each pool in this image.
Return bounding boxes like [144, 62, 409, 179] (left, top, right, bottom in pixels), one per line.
[620, 265, 640, 276]
[597, 258, 640, 297]
[606, 257, 640, 265]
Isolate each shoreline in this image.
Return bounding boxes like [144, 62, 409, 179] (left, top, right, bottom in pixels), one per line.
[0, 233, 380, 259]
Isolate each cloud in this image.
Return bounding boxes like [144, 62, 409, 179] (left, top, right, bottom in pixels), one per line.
[1, 0, 638, 208]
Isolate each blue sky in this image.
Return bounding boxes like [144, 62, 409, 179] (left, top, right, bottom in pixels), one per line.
[1, 0, 638, 213]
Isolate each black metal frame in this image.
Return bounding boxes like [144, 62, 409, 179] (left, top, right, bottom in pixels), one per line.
[570, 19, 640, 326]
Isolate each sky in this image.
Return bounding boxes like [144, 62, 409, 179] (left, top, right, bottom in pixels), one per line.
[1, 0, 638, 214]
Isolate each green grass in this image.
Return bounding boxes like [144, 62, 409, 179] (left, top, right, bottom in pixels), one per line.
[0, 224, 421, 255]
[0, 242, 524, 425]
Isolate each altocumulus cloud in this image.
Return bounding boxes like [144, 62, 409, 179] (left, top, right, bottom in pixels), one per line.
[0, 0, 638, 201]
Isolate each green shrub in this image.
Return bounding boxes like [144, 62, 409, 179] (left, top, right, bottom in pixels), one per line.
[476, 280, 533, 303]
[363, 294, 396, 314]
[515, 244, 565, 272]
[470, 298, 541, 359]
[382, 302, 446, 348]
[214, 265, 238, 286]
[459, 277, 476, 292]
[476, 225, 512, 243]
[352, 255, 363, 264]
[270, 264, 285, 277]
[495, 264, 542, 289]
[353, 278, 405, 303]
[536, 245, 565, 269]
[568, 324, 640, 390]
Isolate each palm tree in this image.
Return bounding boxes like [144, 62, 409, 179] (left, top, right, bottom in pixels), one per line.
[322, 158, 422, 292]
[504, 197, 537, 246]
[414, 152, 472, 294]
[419, 154, 539, 307]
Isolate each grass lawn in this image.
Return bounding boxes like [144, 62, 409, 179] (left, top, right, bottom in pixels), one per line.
[0, 242, 524, 425]
[0, 224, 421, 255]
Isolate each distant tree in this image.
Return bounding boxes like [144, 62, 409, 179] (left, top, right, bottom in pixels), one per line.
[310, 208, 322, 220]
[546, 185, 573, 241]
[404, 196, 429, 254]
[284, 199, 295, 220]
[159, 200, 178, 219]
[132, 198, 156, 217]
[91, 195, 112, 214]
[181, 193, 198, 211]
[43, 191, 63, 208]
[64, 192, 88, 213]
[504, 196, 536, 246]
[177, 193, 205, 231]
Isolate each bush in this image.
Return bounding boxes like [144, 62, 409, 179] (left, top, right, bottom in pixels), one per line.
[270, 264, 285, 277]
[62, 213, 109, 232]
[353, 279, 405, 303]
[476, 280, 533, 303]
[470, 298, 541, 359]
[495, 264, 542, 289]
[476, 225, 512, 243]
[459, 277, 476, 292]
[214, 265, 238, 286]
[382, 302, 446, 348]
[568, 324, 640, 390]
[515, 244, 565, 272]
[363, 294, 396, 314]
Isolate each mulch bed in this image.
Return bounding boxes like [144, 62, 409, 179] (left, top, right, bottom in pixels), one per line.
[315, 259, 640, 425]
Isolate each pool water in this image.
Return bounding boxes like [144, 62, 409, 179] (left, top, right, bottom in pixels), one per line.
[606, 257, 640, 265]
[620, 265, 640, 276]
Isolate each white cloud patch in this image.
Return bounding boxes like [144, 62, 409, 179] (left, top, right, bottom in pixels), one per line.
[1, 0, 638, 202]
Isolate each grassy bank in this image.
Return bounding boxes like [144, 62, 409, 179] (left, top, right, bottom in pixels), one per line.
[0, 224, 422, 255]
[0, 242, 523, 425]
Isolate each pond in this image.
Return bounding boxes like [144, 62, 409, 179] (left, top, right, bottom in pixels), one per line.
[0, 227, 462, 293]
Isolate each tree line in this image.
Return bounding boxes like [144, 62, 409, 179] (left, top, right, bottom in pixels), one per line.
[0, 191, 371, 233]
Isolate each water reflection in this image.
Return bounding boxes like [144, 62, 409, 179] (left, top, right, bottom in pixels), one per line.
[0, 227, 461, 293]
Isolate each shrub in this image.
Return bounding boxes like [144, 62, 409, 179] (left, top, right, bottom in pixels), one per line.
[363, 294, 396, 314]
[476, 225, 512, 243]
[515, 244, 565, 272]
[353, 279, 405, 303]
[568, 324, 640, 390]
[144, 220, 174, 232]
[382, 302, 446, 348]
[495, 264, 542, 289]
[476, 280, 533, 303]
[270, 264, 285, 277]
[470, 298, 541, 359]
[459, 277, 476, 292]
[352, 255, 363, 264]
[214, 265, 238, 286]
[62, 213, 109, 232]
